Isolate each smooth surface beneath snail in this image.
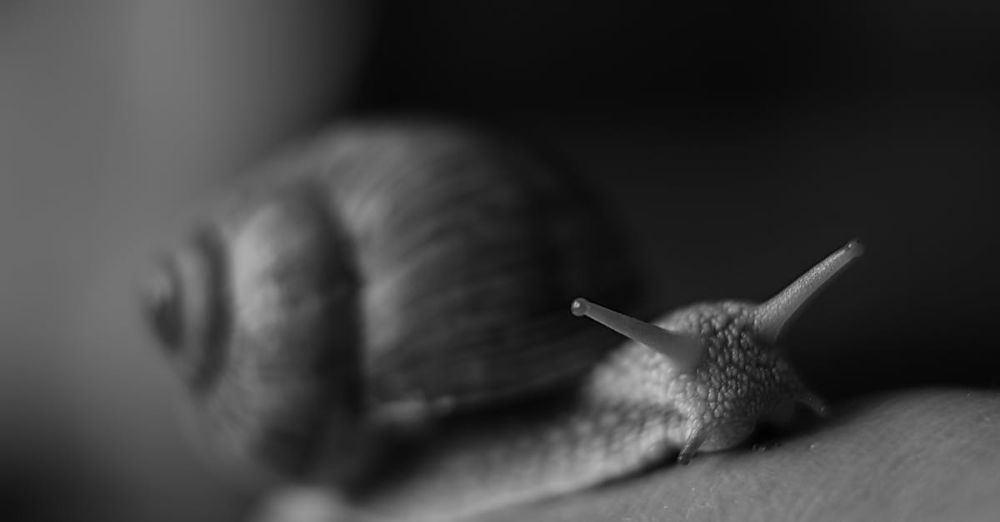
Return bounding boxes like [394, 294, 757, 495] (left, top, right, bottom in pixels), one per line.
[141, 121, 863, 521]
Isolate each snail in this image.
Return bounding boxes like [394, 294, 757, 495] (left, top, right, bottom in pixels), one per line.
[140, 120, 863, 521]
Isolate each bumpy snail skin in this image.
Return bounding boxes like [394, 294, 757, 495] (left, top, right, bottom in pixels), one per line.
[336, 393, 685, 521]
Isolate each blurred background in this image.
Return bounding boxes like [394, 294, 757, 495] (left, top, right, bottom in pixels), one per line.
[1, 1, 998, 520]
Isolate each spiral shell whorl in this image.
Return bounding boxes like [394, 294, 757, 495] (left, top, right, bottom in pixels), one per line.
[145, 119, 643, 477]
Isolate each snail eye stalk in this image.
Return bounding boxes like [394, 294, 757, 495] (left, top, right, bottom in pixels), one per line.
[571, 298, 703, 373]
[753, 240, 865, 345]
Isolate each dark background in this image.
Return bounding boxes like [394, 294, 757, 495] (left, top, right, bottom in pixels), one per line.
[1, 1, 998, 521]
[354, 0, 1000, 401]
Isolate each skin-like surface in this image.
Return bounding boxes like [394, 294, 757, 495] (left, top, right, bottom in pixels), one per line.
[474, 389, 1000, 522]
[254, 389, 1000, 521]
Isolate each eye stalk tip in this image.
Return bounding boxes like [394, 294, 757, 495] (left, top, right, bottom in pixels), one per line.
[570, 298, 590, 317]
[844, 239, 865, 257]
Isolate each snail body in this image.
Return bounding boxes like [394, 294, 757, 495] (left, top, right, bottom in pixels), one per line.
[141, 120, 862, 521]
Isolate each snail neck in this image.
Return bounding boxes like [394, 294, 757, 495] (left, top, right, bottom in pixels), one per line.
[325, 347, 683, 521]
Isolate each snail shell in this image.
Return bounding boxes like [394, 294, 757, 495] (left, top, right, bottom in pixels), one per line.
[142, 119, 643, 474]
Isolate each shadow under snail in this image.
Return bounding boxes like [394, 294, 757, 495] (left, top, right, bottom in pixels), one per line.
[140, 120, 863, 521]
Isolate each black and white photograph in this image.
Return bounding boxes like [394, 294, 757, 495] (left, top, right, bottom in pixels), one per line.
[2, 2, 999, 521]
